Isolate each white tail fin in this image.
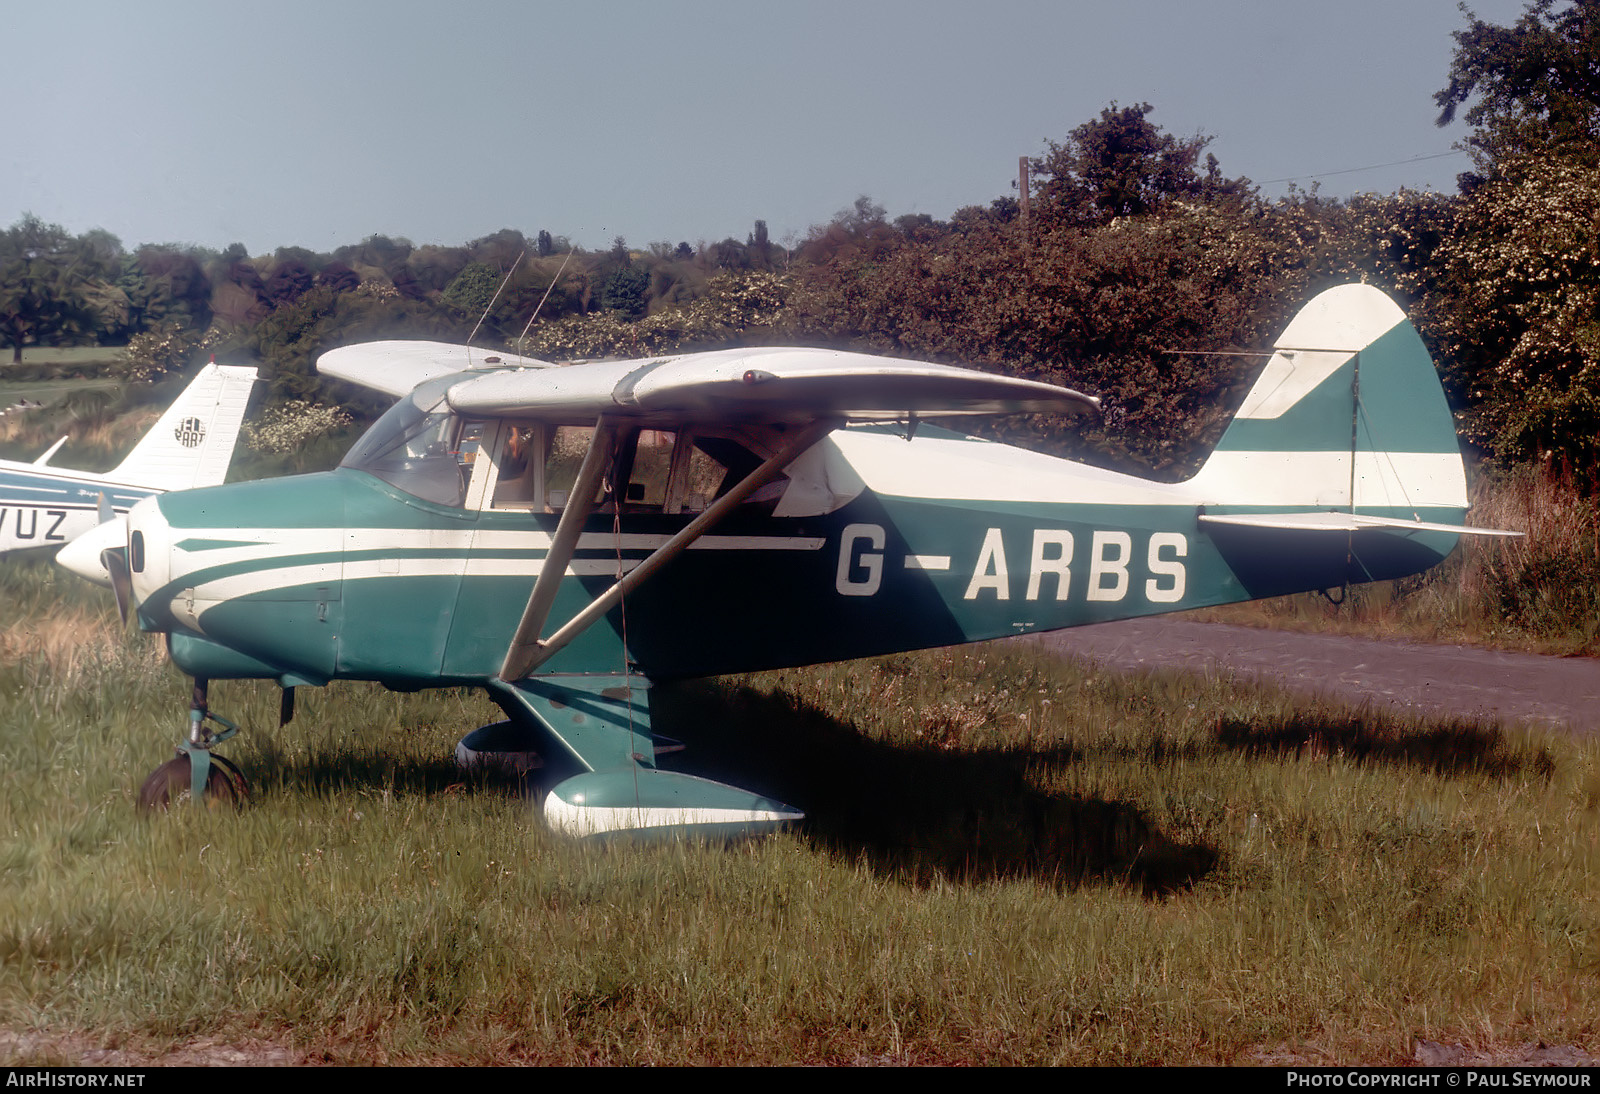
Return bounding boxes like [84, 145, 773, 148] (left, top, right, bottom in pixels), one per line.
[1191, 284, 1467, 515]
[108, 362, 258, 491]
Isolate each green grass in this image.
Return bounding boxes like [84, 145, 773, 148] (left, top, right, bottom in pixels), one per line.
[0, 377, 127, 407]
[0, 347, 125, 368]
[0, 557, 1594, 1064]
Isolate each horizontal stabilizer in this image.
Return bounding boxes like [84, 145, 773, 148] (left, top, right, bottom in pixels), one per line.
[33, 436, 67, 466]
[1199, 511, 1523, 537]
[318, 340, 556, 397]
[446, 346, 1100, 422]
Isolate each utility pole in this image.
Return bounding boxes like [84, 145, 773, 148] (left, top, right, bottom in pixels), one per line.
[1019, 156, 1031, 236]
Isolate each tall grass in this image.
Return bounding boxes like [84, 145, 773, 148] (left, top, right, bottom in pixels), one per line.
[0, 384, 152, 472]
[0, 558, 1594, 1064]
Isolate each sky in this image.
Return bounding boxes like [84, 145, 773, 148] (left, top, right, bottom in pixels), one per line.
[2, 0, 1538, 257]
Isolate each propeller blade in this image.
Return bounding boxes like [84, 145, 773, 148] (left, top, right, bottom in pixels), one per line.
[102, 547, 132, 626]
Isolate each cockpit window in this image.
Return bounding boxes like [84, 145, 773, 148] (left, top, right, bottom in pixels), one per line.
[477, 422, 788, 515]
[340, 376, 472, 507]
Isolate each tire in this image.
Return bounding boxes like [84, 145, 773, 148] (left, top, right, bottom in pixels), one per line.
[137, 753, 250, 811]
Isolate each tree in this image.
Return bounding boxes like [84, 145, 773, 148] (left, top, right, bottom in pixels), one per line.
[797, 196, 897, 265]
[894, 213, 943, 241]
[711, 237, 749, 270]
[601, 264, 649, 318]
[1029, 102, 1252, 226]
[212, 258, 268, 325]
[391, 265, 427, 301]
[1434, 157, 1600, 473]
[467, 229, 527, 272]
[264, 258, 315, 308]
[527, 272, 789, 359]
[748, 219, 772, 269]
[99, 246, 210, 340]
[1436, 0, 1600, 178]
[335, 234, 412, 275]
[0, 215, 97, 362]
[273, 245, 318, 268]
[1429, 1, 1600, 476]
[317, 261, 360, 295]
[77, 228, 124, 271]
[441, 261, 501, 316]
[408, 245, 469, 293]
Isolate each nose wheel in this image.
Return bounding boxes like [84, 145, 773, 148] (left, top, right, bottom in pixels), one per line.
[138, 678, 250, 811]
[138, 749, 250, 810]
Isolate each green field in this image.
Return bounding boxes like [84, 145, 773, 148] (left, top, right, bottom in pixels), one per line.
[0, 376, 127, 406]
[0, 347, 126, 368]
[0, 347, 130, 425]
[0, 557, 1594, 1065]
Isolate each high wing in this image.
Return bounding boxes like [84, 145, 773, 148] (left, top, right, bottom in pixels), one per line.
[318, 340, 557, 398]
[443, 346, 1101, 422]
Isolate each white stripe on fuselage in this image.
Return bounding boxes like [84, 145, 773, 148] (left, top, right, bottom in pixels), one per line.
[188, 556, 646, 614]
[165, 527, 824, 617]
[171, 526, 821, 562]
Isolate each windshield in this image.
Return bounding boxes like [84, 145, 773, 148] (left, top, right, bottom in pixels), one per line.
[340, 375, 472, 507]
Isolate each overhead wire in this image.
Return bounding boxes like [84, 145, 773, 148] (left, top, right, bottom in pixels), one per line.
[1259, 149, 1465, 186]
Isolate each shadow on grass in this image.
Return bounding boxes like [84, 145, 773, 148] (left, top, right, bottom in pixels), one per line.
[229, 746, 518, 801]
[1211, 710, 1557, 780]
[207, 676, 1547, 898]
[654, 680, 1217, 897]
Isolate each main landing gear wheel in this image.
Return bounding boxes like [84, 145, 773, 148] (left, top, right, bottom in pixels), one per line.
[138, 752, 251, 811]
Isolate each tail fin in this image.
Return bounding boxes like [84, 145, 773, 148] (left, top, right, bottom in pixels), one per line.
[1190, 284, 1497, 597]
[108, 361, 258, 491]
[1194, 284, 1466, 518]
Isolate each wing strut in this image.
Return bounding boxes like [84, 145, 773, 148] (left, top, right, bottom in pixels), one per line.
[499, 417, 620, 681]
[498, 416, 840, 681]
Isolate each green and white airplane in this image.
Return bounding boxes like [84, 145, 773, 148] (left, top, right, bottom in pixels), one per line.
[76, 284, 1512, 834]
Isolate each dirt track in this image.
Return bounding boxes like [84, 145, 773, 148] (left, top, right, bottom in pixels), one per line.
[1029, 618, 1600, 734]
